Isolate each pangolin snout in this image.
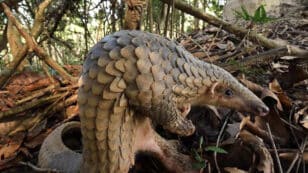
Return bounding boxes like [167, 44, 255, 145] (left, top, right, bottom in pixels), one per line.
[256, 103, 269, 116]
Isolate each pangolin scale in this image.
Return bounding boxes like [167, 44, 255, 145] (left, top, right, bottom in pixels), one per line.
[39, 30, 269, 173]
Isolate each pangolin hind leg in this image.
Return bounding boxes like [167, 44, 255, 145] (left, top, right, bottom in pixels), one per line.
[133, 117, 197, 173]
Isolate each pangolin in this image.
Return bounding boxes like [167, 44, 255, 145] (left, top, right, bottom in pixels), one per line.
[38, 30, 269, 173]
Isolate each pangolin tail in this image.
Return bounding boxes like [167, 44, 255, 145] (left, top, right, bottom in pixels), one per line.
[78, 79, 137, 173]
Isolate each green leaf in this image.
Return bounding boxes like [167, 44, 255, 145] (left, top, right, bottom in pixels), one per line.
[252, 4, 272, 23]
[199, 136, 204, 149]
[205, 146, 228, 154]
[253, 6, 262, 22]
[240, 6, 251, 20]
[192, 161, 206, 169]
[193, 150, 203, 162]
[234, 6, 252, 21]
[259, 5, 267, 18]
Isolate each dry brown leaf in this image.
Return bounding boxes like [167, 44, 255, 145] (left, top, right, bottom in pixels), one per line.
[238, 130, 274, 173]
[238, 77, 290, 145]
[239, 117, 287, 145]
[279, 152, 308, 163]
[192, 51, 206, 58]
[271, 62, 288, 73]
[65, 105, 79, 119]
[180, 39, 192, 46]
[276, 63, 308, 89]
[294, 105, 308, 130]
[27, 119, 47, 139]
[24, 129, 52, 149]
[269, 79, 292, 110]
[239, 78, 283, 111]
[216, 43, 228, 50]
[205, 55, 220, 63]
[0, 133, 25, 165]
[254, 110, 290, 146]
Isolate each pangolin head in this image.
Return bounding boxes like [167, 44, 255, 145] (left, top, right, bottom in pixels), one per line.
[194, 63, 269, 116]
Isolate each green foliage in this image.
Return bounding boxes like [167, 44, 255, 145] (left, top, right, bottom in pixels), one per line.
[253, 5, 270, 23]
[208, 0, 224, 17]
[192, 150, 207, 169]
[192, 137, 207, 170]
[234, 6, 251, 21]
[205, 146, 228, 154]
[192, 136, 228, 170]
[234, 5, 274, 24]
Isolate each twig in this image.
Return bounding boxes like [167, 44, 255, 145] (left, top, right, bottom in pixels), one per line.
[19, 161, 61, 173]
[300, 136, 308, 173]
[214, 110, 233, 173]
[280, 117, 303, 133]
[0, 93, 64, 121]
[291, 136, 308, 173]
[288, 105, 300, 148]
[269, 149, 308, 152]
[57, 84, 78, 91]
[286, 152, 300, 173]
[16, 84, 57, 105]
[180, 33, 210, 59]
[0, 90, 9, 94]
[218, 31, 249, 61]
[266, 123, 283, 173]
[207, 25, 222, 54]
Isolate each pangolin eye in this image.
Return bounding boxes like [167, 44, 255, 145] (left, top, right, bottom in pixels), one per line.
[225, 89, 233, 96]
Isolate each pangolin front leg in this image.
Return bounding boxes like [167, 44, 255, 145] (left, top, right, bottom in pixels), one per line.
[153, 95, 195, 136]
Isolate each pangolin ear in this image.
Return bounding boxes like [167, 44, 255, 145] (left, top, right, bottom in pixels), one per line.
[210, 81, 219, 95]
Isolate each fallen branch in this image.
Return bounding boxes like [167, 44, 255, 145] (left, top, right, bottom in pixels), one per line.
[19, 161, 61, 173]
[49, 94, 77, 115]
[0, 93, 63, 121]
[222, 47, 288, 72]
[159, 0, 308, 58]
[15, 84, 58, 105]
[241, 118, 285, 145]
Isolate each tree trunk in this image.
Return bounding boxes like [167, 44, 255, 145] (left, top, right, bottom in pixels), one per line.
[147, 0, 153, 32]
[163, 3, 170, 36]
[193, 0, 199, 30]
[124, 0, 146, 30]
[159, 3, 168, 34]
[83, 0, 89, 53]
[110, 0, 117, 32]
[181, 11, 185, 33]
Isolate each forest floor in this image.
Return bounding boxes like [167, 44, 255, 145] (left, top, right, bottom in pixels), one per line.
[0, 17, 307, 173]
